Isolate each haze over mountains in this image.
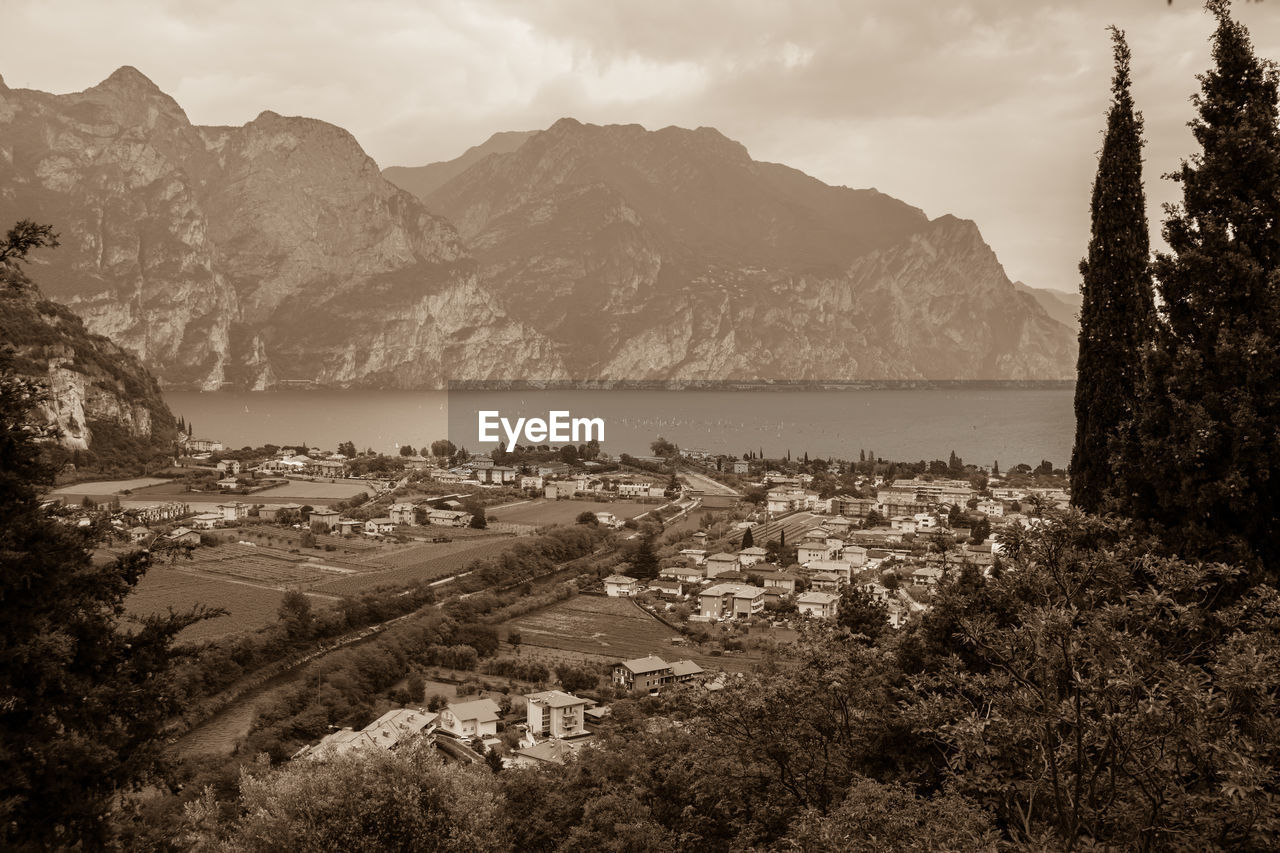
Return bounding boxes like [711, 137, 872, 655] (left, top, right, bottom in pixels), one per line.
[0, 67, 1077, 389]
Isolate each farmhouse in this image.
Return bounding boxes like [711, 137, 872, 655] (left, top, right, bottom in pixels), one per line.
[165, 527, 201, 546]
[190, 513, 222, 530]
[613, 656, 703, 694]
[388, 503, 417, 525]
[364, 518, 395, 536]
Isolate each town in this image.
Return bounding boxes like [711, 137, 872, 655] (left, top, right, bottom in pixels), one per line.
[47, 426, 1070, 775]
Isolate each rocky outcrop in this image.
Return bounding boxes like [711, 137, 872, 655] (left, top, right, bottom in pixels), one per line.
[0, 266, 175, 458]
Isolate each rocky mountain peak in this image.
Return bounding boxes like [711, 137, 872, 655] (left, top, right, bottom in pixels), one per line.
[0, 73, 7, 92]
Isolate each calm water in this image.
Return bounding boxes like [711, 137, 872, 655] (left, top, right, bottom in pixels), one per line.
[166, 387, 1075, 469]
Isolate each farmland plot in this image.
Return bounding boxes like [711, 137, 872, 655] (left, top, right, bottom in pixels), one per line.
[312, 538, 519, 596]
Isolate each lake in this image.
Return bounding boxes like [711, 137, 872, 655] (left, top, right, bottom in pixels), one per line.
[166, 385, 1076, 468]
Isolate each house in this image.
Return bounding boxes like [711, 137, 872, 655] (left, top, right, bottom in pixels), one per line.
[604, 574, 639, 597]
[647, 578, 685, 598]
[293, 708, 436, 761]
[797, 591, 840, 619]
[544, 482, 576, 499]
[525, 690, 589, 739]
[216, 502, 249, 522]
[704, 553, 740, 578]
[614, 656, 673, 694]
[659, 565, 704, 584]
[477, 466, 518, 485]
[128, 526, 152, 544]
[889, 516, 918, 533]
[680, 548, 707, 566]
[824, 515, 853, 534]
[691, 531, 709, 547]
[911, 565, 945, 586]
[977, 499, 1005, 517]
[797, 542, 835, 564]
[736, 546, 768, 567]
[613, 656, 703, 694]
[733, 460, 750, 474]
[810, 571, 843, 592]
[510, 738, 580, 767]
[165, 526, 201, 546]
[186, 438, 223, 453]
[216, 478, 240, 490]
[438, 698, 502, 738]
[427, 509, 471, 527]
[364, 518, 395, 536]
[841, 544, 869, 567]
[337, 518, 361, 536]
[388, 503, 417, 525]
[618, 481, 659, 498]
[215, 459, 241, 475]
[699, 582, 765, 620]
[519, 475, 544, 490]
[190, 513, 222, 530]
[807, 560, 853, 584]
[259, 503, 303, 522]
[755, 569, 801, 595]
[308, 509, 340, 531]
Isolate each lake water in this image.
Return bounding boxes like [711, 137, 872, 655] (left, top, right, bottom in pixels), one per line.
[166, 385, 1076, 469]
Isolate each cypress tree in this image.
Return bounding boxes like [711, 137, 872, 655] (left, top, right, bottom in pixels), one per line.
[742, 526, 754, 549]
[1140, 0, 1280, 578]
[1070, 27, 1154, 514]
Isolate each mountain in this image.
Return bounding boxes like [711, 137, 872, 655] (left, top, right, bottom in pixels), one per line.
[0, 67, 557, 389]
[0, 261, 176, 466]
[412, 118, 1077, 380]
[1014, 281, 1081, 334]
[383, 130, 537, 202]
[2, 69, 1076, 386]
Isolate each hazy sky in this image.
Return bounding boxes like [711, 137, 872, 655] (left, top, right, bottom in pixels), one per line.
[4, 0, 1280, 293]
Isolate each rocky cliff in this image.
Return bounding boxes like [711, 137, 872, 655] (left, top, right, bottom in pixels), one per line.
[409, 118, 1078, 380]
[0, 67, 552, 389]
[0, 263, 176, 463]
[1, 68, 1076, 386]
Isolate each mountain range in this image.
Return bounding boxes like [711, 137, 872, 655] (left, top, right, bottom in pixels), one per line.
[0, 67, 1078, 389]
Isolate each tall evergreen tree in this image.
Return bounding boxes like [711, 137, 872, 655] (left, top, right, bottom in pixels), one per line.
[1139, 0, 1280, 578]
[741, 526, 754, 549]
[1071, 28, 1154, 515]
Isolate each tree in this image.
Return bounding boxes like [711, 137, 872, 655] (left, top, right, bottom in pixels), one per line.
[1070, 28, 1154, 516]
[430, 439, 457, 459]
[650, 436, 678, 458]
[469, 505, 488, 529]
[835, 586, 887, 641]
[277, 589, 314, 640]
[0, 220, 59, 270]
[576, 511, 599, 525]
[741, 526, 754, 549]
[555, 664, 598, 694]
[0, 351, 216, 847]
[629, 530, 660, 580]
[337, 440, 356, 457]
[1134, 1, 1280, 579]
[399, 443, 416, 457]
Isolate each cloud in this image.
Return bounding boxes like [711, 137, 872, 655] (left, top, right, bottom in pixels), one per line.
[4, 0, 1280, 292]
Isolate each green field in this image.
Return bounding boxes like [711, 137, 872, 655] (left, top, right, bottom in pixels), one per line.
[311, 538, 519, 596]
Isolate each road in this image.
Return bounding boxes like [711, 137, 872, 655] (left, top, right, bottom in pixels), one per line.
[679, 468, 742, 497]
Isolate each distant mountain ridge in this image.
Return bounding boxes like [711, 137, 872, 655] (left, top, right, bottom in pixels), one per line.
[1, 67, 1076, 387]
[383, 130, 538, 202]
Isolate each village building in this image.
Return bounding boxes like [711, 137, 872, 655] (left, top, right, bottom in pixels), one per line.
[438, 698, 501, 738]
[699, 582, 765, 620]
[165, 526, 201, 546]
[388, 503, 417, 525]
[364, 518, 395, 536]
[525, 690, 589, 739]
[604, 574, 639, 597]
[308, 508, 340, 531]
[736, 546, 768, 567]
[216, 502, 249, 522]
[797, 591, 840, 619]
[704, 552, 741, 578]
[190, 513, 222, 530]
[613, 656, 704, 694]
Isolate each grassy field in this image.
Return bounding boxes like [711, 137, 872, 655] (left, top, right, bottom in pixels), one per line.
[311, 538, 520, 596]
[500, 595, 768, 674]
[487, 499, 652, 527]
[126, 567, 330, 643]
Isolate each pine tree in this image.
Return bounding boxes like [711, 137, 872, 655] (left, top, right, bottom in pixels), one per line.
[1070, 27, 1154, 515]
[1139, 1, 1280, 578]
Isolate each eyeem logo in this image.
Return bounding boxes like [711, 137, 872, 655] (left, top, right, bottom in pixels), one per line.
[478, 411, 605, 452]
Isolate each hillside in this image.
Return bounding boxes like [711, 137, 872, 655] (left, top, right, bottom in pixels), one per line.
[0, 261, 177, 469]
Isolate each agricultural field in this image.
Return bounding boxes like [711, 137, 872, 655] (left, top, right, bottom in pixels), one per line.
[487, 499, 651, 527]
[500, 595, 766, 674]
[179, 544, 333, 586]
[311, 538, 520, 596]
[126, 567, 330, 643]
